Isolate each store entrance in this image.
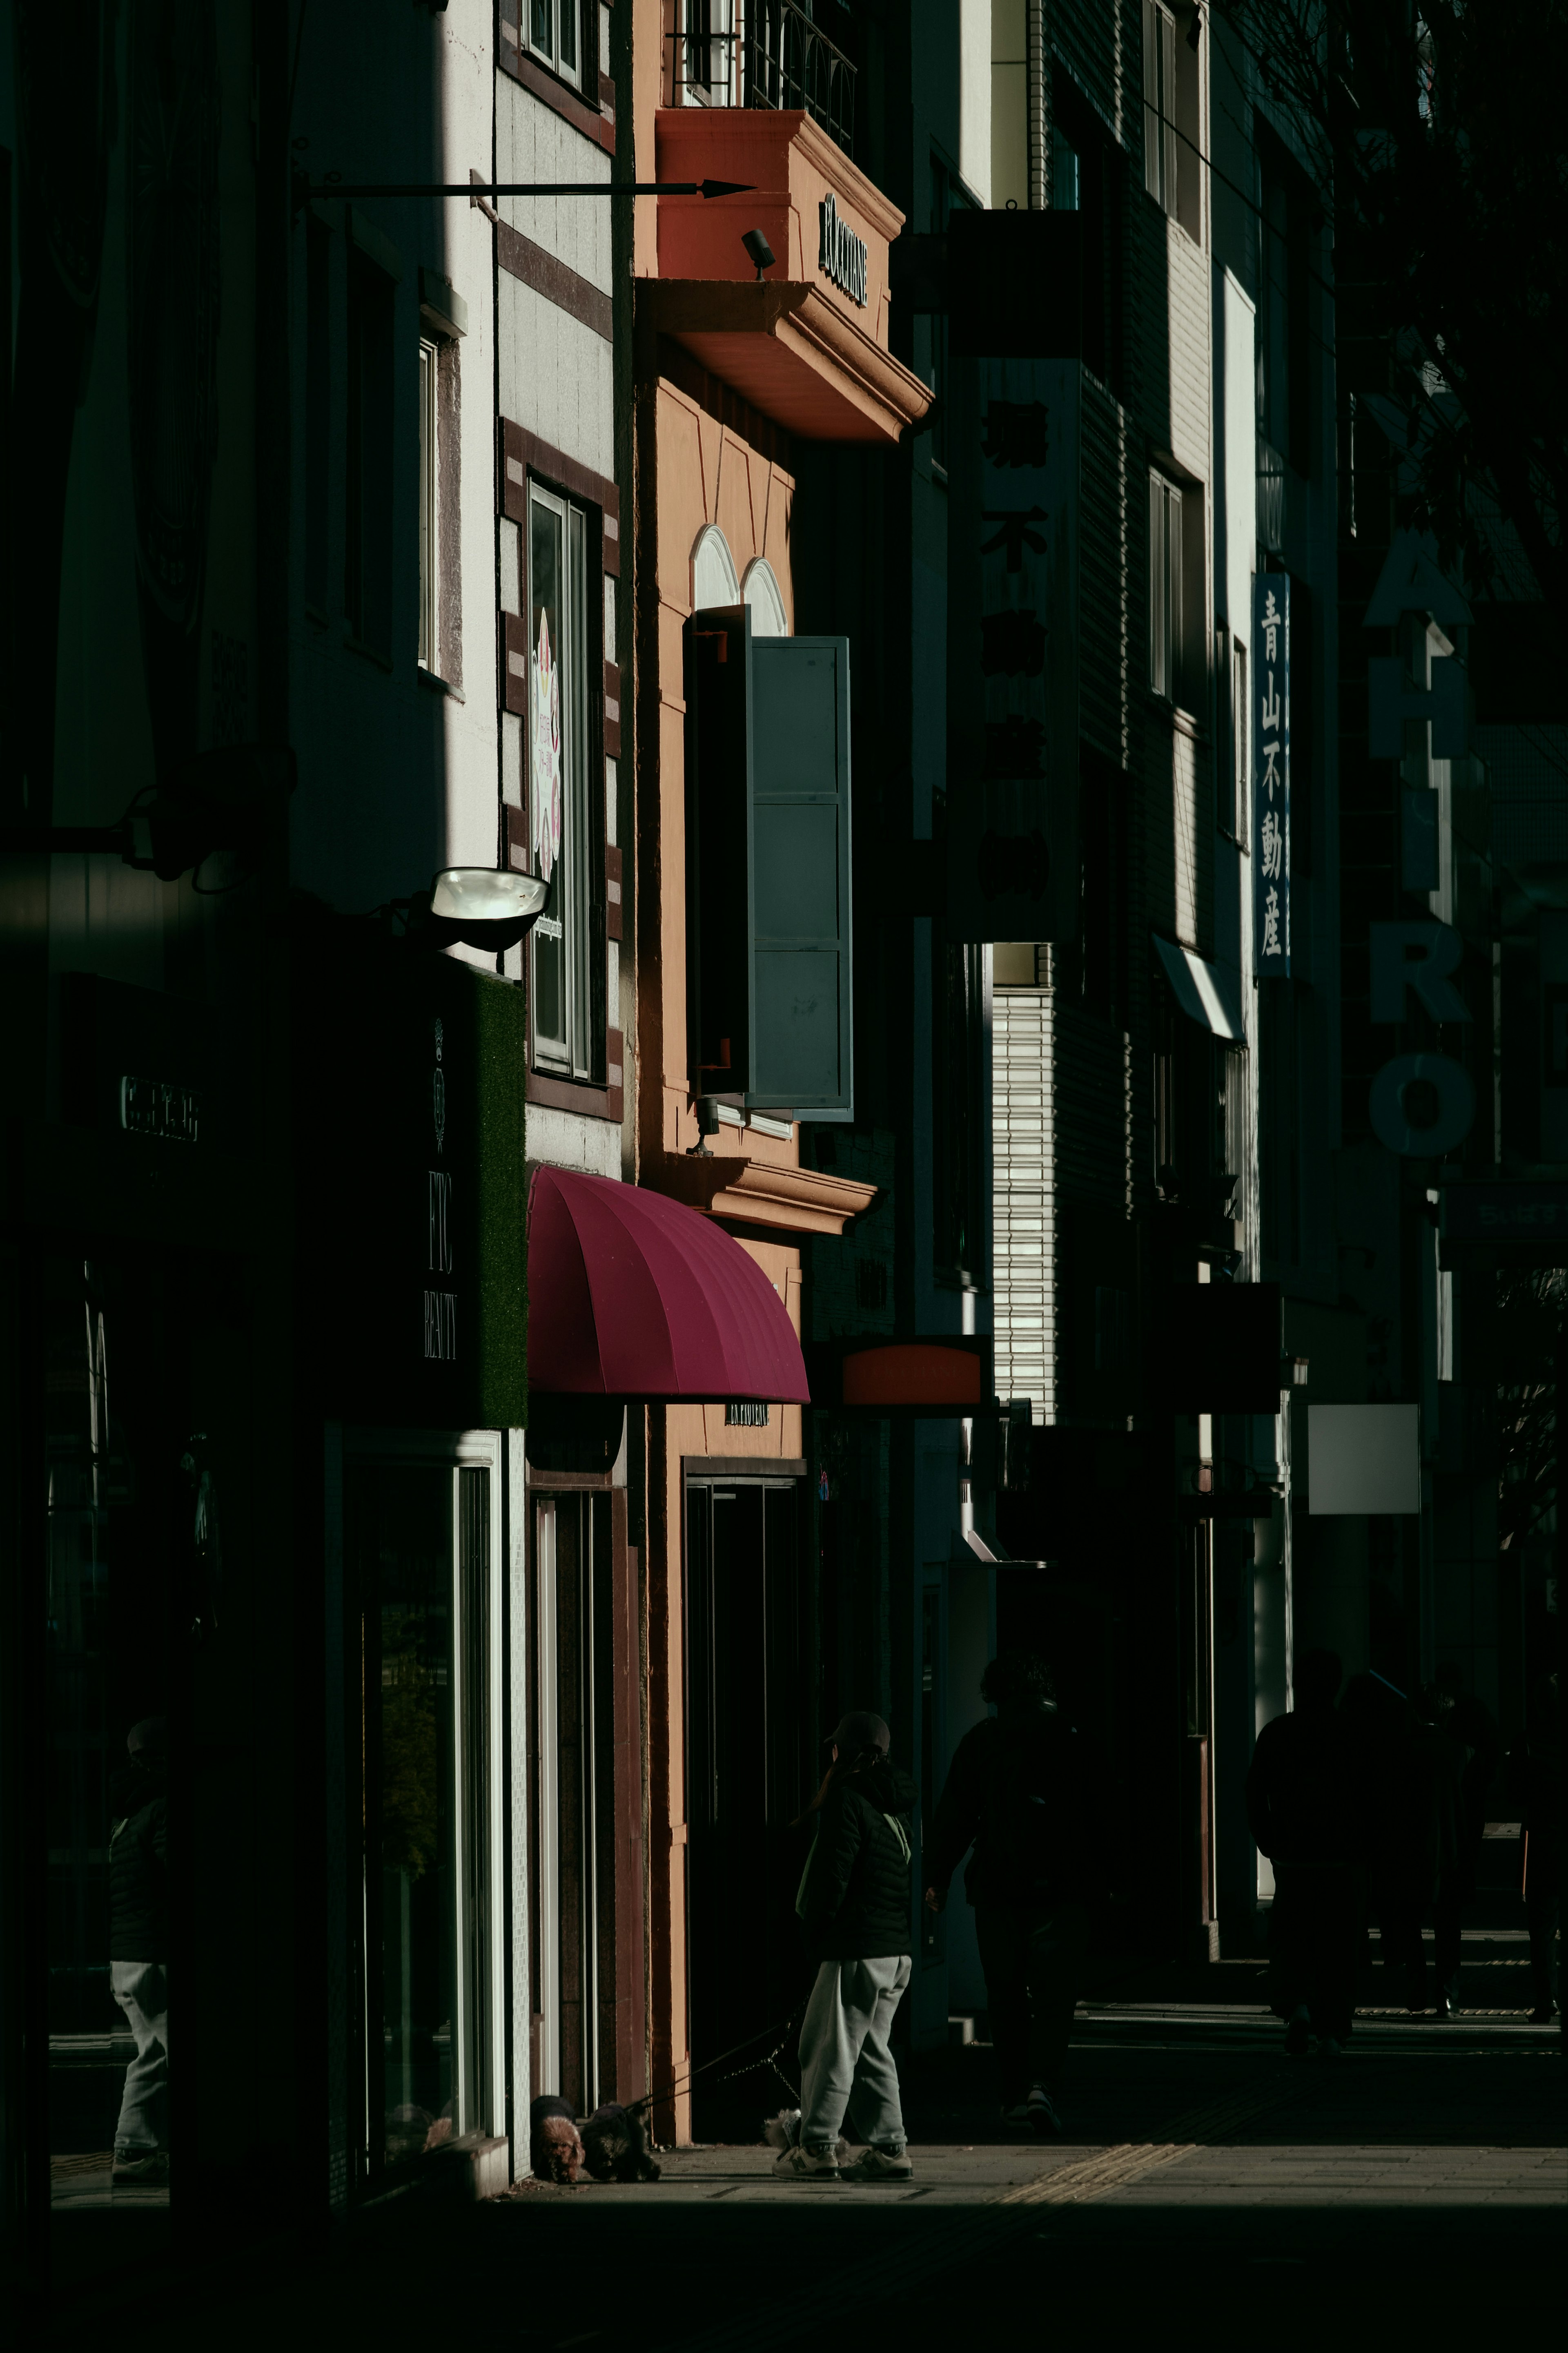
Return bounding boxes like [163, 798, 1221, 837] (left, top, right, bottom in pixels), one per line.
[684, 1477, 809, 2139]
[345, 1441, 502, 2191]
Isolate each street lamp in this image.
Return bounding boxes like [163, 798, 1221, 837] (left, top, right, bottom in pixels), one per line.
[415, 865, 551, 951]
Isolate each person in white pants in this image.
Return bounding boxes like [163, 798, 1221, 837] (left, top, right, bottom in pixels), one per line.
[781, 1710, 918, 2183]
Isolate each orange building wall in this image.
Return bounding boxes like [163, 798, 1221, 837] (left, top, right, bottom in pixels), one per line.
[639, 359, 811, 2142]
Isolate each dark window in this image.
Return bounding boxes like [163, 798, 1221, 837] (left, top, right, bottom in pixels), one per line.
[305, 224, 331, 616]
[1258, 134, 1313, 479]
[1052, 77, 1124, 397]
[345, 253, 394, 656]
[934, 930, 984, 1282]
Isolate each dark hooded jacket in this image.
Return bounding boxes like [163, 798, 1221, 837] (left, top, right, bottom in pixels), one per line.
[109, 1764, 169, 1961]
[924, 1702, 1089, 1909]
[796, 1754, 918, 1961]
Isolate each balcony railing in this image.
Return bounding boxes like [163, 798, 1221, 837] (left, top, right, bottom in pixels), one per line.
[670, 0, 857, 160]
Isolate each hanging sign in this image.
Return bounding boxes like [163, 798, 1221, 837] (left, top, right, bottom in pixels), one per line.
[946, 359, 1080, 943]
[1253, 573, 1290, 979]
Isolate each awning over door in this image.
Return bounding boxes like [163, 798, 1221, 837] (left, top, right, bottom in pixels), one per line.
[527, 1166, 811, 1402]
[1152, 935, 1246, 1042]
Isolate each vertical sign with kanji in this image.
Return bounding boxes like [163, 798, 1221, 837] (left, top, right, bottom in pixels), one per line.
[1252, 573, 1290, 978]
[945, 358, 1080, 942]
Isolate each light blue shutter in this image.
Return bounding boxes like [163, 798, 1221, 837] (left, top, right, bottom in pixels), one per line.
[747, 636, 853, 1117]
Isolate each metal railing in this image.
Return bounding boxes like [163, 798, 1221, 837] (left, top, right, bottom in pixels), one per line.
[670, 0, 856, 159]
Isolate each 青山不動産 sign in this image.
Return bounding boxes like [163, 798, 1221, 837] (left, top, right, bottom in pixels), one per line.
[1253, 574, 1290, 979]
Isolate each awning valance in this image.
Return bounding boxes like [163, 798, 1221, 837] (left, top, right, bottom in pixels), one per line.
[527, 1166, 810, 1403]
[1153, 936, 1246, 1042]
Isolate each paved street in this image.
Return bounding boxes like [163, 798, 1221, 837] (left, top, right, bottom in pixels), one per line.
[59, 1991, 1561, 2353]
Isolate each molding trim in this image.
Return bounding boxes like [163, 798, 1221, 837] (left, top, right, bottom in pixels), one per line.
[497, 219, 613, 342]
[650, 1152, 877, 1237]
[683, 1457, 808, 1480]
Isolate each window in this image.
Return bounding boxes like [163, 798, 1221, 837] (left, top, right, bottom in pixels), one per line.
[1053, 76, 1125, 395]
[1231, 631, 1249, 844]
[742, 558, 788, 637]
[1149, 470, 1205, 711]
[529, 0, 583, 89]
[1258, 137, 1312, 475]
[1142, 0, 1178, 215]
[418, 339, 438, 670]
[1052, 130, 1080, 212]
[1144, 0, 1203, 238]
[530, 485, 596, 1077]
[305, 224, 331, 616]
[345, 253, 394, 656]
[1149, 473, 1180, 702]
[680, 0, 733, 102]
[692, 524, 739, 611]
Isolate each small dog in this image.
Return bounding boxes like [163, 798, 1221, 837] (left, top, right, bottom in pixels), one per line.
[581, 2102, 663, 2183]
[763, 2109, 849, 2164]
[529, 2094, 584, 2185]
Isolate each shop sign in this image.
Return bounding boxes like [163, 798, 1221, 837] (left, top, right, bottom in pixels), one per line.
[1253, 574, 1290, 979]
[818, 192, 868, 307]
[120, 1075, 200, 1143]
[946, 359, 1080, 942]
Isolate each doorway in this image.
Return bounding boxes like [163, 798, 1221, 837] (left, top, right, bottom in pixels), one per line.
[530, 1492, 616, 2116]
[684, 1476, 808, 2136]
[344, 1436, 504, 2187]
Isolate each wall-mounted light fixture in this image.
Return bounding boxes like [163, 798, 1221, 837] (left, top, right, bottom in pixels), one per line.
[742, 228, 777, 281]
[408, 866, 552, 952]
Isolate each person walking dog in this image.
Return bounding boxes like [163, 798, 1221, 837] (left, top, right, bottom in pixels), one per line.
[780, 1710, 918, 2183]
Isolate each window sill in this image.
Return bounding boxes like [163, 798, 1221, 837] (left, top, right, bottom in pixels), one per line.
[1146, 692, 1208, 743]
[528, 1068, 619, 1122]
[343, 633, 394, 673]
[417, 665, 466, 703]
[497, 38, 614, 156]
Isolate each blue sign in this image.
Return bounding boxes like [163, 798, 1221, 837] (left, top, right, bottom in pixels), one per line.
[1252, 573, 1290, 978]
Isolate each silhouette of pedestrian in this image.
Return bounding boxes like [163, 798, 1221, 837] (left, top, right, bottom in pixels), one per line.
[1248, 1649, 1358, 2056]
[922, 1654, 1089, 2137]
[109, 1717, 169, 2186]
[782, 1712, 919, 2183]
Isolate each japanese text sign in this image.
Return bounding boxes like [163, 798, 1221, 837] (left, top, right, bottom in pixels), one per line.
[1253, 573, 1290, 979]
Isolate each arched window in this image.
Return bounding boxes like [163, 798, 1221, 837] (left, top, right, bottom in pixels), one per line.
[742, 558, 789, 637]
[691, 524, 739, 611]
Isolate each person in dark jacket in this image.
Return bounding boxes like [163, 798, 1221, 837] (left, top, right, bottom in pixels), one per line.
[109, 1716, 169, 2186]
[1247, 1649, 1359, 2056]
[782, 1710, 918, 2183]
[922, 1654, 1089, 2138]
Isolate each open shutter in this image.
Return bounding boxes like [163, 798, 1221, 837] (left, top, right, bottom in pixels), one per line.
[748, 636, 853, 1118]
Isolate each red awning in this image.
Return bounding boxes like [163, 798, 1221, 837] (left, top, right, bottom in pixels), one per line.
[527, 1166, 811, 1403]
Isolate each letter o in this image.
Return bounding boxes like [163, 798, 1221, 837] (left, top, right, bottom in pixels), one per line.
[1367, 1052, 1475, 1157]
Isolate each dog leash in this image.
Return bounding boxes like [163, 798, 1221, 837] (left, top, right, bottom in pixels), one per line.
[626, 1998, 807, 2120]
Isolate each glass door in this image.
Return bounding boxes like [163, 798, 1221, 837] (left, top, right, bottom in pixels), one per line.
[684, 1478, 806, 2137]
[346, 1447, 499, 2186]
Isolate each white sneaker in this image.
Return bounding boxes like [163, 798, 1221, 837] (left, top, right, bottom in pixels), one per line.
[773, 2142, 841, 2180]
[1315, 2036, 1343, 2059]
[842, 2144, 914, 2181]
[1001, 2099, 1033, 2126]
[1027, 2086, 1064, 2137]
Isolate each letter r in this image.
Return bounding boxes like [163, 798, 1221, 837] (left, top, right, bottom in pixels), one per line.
[1369, 920, 1471, 1023]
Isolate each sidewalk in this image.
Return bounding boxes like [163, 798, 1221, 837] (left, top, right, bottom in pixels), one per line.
[83, 1999, 1562, 2353]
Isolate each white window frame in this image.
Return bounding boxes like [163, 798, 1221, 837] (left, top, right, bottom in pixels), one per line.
[741, 555, 789, 636]
[692, 522, 740, 611]
[528, 0, 584, 90]
[1149, 472, 1181, 702]
[529, 482, 595, 1080]
[418, 338, 438, 671]
[1231, 632, 1250, 846]
[1143, 0, 1178, 216]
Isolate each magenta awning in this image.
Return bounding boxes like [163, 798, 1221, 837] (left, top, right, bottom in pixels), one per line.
[527, 1166, 811, 1402]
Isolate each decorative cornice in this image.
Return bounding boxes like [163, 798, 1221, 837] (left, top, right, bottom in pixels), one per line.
[648, 1153, 878, 1238]
[641, 279, 931, 440]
